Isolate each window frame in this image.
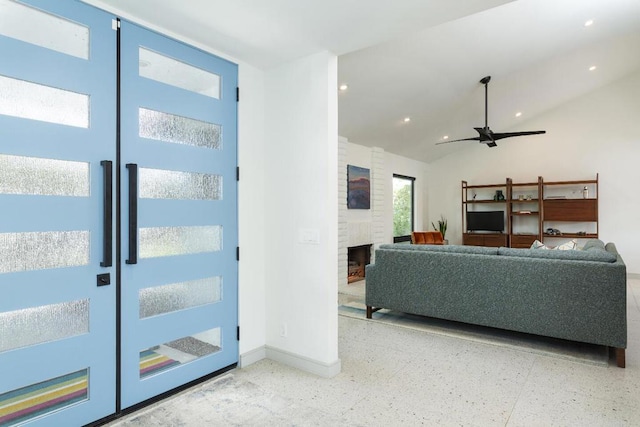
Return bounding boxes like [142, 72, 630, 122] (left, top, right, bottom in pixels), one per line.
[392, 174, 416, 243]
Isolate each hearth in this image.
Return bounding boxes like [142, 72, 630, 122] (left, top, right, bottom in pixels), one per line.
[347, 244, 371, 283]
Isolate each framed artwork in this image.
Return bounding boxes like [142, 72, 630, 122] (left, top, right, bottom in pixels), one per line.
[347, 165, 370, 209]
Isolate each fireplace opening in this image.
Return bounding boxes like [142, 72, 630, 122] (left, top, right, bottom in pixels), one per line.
[347, 244, 372, 283]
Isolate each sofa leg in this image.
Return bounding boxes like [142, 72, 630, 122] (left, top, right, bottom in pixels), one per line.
[365, 306, 382, 319]
[615, 348, 626, 368]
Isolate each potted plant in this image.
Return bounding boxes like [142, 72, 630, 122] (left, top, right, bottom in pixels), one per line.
[431, 215, 448, 244]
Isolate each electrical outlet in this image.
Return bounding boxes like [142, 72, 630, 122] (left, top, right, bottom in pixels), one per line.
[279, 322, 288, 338]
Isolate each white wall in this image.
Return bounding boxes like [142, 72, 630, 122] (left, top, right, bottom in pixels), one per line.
[342, 141, 430, 244]
[427, 71, 640, 274]
[237, 63, 267, 358]
[263, 51, 340, 374]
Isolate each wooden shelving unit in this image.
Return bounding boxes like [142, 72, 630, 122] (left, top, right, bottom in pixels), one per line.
[541, 174, 599, 243]
[462, 174, 599, 248]
[507, 177, 543, 248]
[461, 179, 508, 247]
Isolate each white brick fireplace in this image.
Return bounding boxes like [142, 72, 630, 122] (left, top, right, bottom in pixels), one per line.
[338, 137, 386, 287]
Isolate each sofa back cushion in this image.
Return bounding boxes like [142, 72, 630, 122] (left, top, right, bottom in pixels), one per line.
[497, 246, 617, 263]
[379, 243, 499, 255]
[583, 239, 606, 251]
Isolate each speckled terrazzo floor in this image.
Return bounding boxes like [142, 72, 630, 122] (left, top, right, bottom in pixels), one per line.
[106, 277, 640, 426]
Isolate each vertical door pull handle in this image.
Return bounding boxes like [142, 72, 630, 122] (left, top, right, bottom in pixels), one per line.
[126, 163, 138, 264]
[100, 160, 113, 267]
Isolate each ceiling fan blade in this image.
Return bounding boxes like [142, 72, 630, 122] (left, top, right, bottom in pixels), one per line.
[491, 130, 546, 141]
[435, 136, 481, 145]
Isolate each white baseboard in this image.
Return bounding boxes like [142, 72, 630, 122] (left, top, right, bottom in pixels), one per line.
[265, 346, 341, 378]
[239, 346, 267, 368]
[239, 346, 341, 378]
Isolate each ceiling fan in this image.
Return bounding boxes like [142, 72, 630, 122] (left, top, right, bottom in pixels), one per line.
[437, 76, 545, 148]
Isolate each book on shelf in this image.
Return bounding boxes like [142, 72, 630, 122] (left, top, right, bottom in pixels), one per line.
[545, 195, 567, 200]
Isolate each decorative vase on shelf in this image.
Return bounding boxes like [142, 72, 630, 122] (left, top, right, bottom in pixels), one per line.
[582, 186, 588, 199]
[494, 190, 505, 201]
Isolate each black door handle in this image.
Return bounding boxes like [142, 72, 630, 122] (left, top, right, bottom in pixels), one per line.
[126, 163, 138, 264]
[100, 160, 112, 267]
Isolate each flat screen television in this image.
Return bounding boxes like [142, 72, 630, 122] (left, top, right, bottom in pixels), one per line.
[466, 211, 505, 232]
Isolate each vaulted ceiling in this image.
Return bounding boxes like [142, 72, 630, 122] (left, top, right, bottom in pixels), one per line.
[84, 0, 640, 163]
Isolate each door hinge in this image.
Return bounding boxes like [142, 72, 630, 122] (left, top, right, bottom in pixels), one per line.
[111, 19, 120, 31]
[236, 87, 240, 102]
[236, 246, 240, 261]
[236, 166, 240, 181]
[237, 326, 240, 341]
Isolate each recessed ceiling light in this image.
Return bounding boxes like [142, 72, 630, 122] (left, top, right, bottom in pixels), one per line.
[515, 112, 522, 118]
[443, 135, 449, 140]
[589, 65, 597, 71]
[339, 84, 348, 91]
[403, 117, 411, 123]
[584, 19, 594, 27]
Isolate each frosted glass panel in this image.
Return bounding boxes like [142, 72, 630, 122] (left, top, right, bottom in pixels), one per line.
[139, 226, 221, 258]
[0, 300, 89, 353]
[0, 369, 88, 425]
[0, 231, 89, 273]
[0, 0, 89, 59]
[140, 327, 221, 379]
[139, 168, 222, 200]
[0, 154, 89, 197]
[138, 108, 221, 149]
[139, 48, 220, 98]
[0, 75, 89, 127]
[139, 277, 222, 319]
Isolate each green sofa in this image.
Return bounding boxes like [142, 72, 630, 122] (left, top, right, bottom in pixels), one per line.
[365, 240, 627, 367]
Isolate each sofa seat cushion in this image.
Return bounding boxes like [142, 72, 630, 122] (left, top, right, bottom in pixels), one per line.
[498, 246, 617, 263]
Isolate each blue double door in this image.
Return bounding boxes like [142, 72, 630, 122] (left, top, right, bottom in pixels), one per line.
[0, 1, 238, 425]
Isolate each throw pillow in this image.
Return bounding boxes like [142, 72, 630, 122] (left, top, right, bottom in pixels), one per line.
[530, 239, 577, 250]
[531, 240, 550, 250]
[554, 239, 577, 250]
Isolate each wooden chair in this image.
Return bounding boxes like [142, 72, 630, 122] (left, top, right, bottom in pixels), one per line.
[411, 231, 444, 245]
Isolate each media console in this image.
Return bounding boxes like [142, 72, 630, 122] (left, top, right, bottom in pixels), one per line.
[462, 233, 507, 247]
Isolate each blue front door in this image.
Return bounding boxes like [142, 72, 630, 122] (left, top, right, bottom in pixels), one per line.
[0, 1, 116, 425]
[119, 20, 239, 408]
[0, 1, 239, 424]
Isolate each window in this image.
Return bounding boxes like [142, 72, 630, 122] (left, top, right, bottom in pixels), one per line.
[393, 174, 415, 243]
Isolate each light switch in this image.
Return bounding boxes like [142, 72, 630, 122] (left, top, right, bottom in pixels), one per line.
[299, 229, 320, 245]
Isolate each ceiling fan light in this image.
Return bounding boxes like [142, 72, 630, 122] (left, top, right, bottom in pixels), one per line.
[443, 135, 449, 140]
[589, 65, 597, 71]
[515, 112, 522, 117]
[403, 117, 411, 123]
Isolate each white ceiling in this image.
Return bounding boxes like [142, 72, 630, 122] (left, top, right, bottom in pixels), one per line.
[339, 0, 640, 162]
[84, 0, 640, 163]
